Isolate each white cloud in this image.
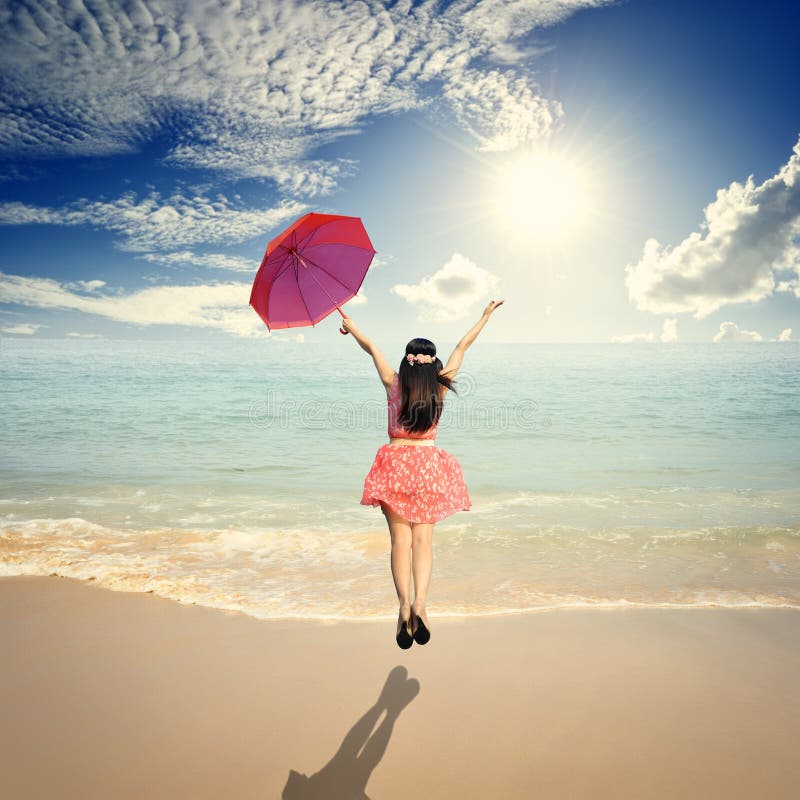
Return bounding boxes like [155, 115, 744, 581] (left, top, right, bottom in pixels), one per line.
[610, 331, 655, 343]
[264, 159, 359, 199]
[66, 332, 105, 339]
[611, 318, 678, 343]
[0, 322, 41, 334]
[64, 279, 106, 292]
[712, 321, 763, 342]
[368, 253, 393, 272]
[776, 278, 800, 296]
[775, 327, 793, 342]
[625, 135, 800, 318]
[443, 67, 562, 152]
[271, 332, 306, 344]
[457, 0, 612, 42]
[391, 252, 500, 321]
[0, 191, 305, 252]
[0, 0, 610, 192]
[660, 318, 678, 342]
[0, 270, 264, 338]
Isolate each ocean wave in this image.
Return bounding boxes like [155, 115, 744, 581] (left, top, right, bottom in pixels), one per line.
[3, 516, 800, 622]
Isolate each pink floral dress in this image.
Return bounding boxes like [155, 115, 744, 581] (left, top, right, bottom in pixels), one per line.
[361, 373, 471, 523]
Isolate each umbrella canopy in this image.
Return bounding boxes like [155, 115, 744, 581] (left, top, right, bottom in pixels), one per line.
[250, 212, 375, 331]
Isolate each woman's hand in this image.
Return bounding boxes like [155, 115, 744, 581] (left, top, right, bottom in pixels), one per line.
[482, 299, 504, 318]
[340, 316, 358, 336]
[449, 299, 505, 358]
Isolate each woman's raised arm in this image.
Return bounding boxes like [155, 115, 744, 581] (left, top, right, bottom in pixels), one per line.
[440, 300, 504, 380]
[341, 316, 395, 390]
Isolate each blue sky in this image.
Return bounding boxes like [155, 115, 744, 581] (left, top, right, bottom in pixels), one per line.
[0, 0, 798, 345]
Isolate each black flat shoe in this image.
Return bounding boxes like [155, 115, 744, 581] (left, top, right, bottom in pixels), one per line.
[412, 613, 431, 645]
[396, 615, 413, 650]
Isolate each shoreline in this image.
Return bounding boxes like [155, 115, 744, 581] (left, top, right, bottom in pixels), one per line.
[3, 572, 800, 622]
[2, 574, 800, 799]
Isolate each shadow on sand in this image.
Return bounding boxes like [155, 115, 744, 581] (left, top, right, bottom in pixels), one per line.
[282, 665, 420, 799]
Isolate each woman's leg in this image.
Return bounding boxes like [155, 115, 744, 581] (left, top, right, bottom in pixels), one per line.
[410, 522, 434, 628]
[381, 503, 413, 633]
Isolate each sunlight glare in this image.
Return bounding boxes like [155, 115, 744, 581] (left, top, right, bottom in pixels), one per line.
[493, 150, 591, 240]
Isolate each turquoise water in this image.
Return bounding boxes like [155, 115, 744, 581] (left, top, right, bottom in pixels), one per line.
[1, 337, 799, 619]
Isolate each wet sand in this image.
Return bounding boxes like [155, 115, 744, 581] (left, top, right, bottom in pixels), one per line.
[1, 575, 799, 799]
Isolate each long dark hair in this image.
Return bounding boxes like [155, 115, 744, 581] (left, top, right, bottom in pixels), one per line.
[397, 338, 457, 433]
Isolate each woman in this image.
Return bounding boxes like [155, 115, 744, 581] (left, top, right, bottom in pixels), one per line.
[341, 299, 504, 649]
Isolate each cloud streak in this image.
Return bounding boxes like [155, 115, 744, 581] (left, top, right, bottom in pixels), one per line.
[138, 251, 257, 273]
[0, 321, 42, 335]
[0, 191, 304, 252]
[0, 270, 264, 337]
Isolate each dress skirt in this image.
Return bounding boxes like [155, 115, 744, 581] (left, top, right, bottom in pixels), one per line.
[361, 443, 471, 524]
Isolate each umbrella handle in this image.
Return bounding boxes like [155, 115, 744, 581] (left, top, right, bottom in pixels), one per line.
[336, 305, 348, 335]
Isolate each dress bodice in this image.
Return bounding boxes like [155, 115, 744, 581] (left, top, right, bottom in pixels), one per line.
[387, 373, 439, 439]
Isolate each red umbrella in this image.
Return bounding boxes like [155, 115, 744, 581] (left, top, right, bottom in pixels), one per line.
[250, 212, 375, 333]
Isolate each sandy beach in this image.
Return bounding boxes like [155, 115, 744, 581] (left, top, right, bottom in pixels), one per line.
[1, 576, 798, 799]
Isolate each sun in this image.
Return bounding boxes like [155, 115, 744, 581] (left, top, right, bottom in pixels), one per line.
[492, 149, 591, 240]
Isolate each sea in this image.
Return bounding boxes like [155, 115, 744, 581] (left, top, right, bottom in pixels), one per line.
[1, 336, 799, 621]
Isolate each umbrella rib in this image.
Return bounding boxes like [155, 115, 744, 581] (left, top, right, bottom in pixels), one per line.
[290, 217, 340, 252]
[298, 258, 348, 320]
[292, 256, 317, 325]
[298, 252, 360, 294]
[272, 251, 292, 283]
[304, 241, 375, 253]
[269, 251, 294, 284]
[291, 215, 374, 254]
[264, 252, 299, 325]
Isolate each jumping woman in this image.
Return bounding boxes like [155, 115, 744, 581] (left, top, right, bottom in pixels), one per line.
[341, 299, 504, 649]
